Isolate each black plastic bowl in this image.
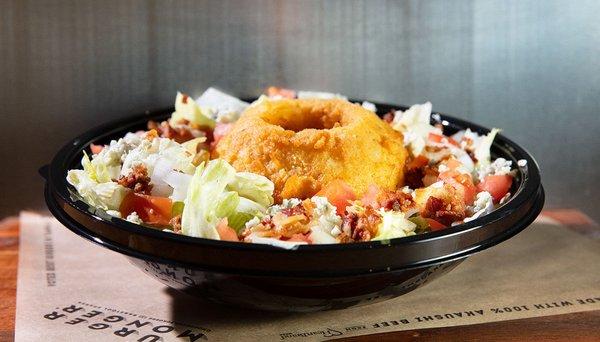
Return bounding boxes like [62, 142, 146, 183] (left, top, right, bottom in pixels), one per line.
[43, 100, 544, 312]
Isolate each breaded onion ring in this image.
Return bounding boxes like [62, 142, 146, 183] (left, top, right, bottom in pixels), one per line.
[215, 98, 408, 202]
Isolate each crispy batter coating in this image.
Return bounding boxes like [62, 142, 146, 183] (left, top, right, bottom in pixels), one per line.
[214, 98, 408, 202]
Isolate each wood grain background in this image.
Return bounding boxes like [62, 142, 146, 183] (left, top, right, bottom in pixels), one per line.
[1, 0, 599, 220]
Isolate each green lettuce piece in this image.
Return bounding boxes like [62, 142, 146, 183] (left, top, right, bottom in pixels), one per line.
[171, 201, 185, 217]
[408, 215, 430, 233]
[181, 160, 236, 239]
[82, 151, 111, 183]
[373, 210, 417, 241]
[475, 128, 500, 167]
[180, 159, 274, 239]
[228, 197, 267, 232]
[66, 170, 129, 211]
[228, 172, 275, 208]
[170, 92, 215, 129]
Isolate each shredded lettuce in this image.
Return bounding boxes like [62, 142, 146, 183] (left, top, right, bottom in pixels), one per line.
[474, 128, 500, 167]
[170, 92, 216, 129]
[195, 87, 249, 123]
[228, 172, 275, 208]
[373, 210, 417, 241]
[66, 170, 129, 211]
[181, 159, 274, 239]
[391, 102, 441, 156]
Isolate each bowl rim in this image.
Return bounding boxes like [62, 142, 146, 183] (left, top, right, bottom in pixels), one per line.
[46, 100, 543, 253]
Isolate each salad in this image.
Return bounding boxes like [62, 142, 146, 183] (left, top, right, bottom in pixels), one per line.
[67, 87, 523, 248]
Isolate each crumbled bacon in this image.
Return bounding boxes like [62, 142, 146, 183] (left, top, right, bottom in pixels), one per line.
[422, 196, 463, 226]
[169, 215, 182, 233]
[281, 205, 306, 217]
[147, 120, 196, 143]
[378, 190, 415, 212]
[117, 164, 153, 195]
[405, 167, 425, 189]
[341, 206, 382, 242]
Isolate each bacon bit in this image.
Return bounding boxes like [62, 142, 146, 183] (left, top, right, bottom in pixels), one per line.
[404, 155, 430, 188]
[181, 94, 189, 104]
[405, 167, 425, 189]
[281, 205, 306, 217]
[382, 110, 395, 123]
[337, 232, 354, 243]
[117, 164, 153, 195]
[169, 215, 182, 233]
[147, 120, 196, 143]
[342, 206, 382, 242]
[378, 190, 415, 212]
[422, 196, 463, 226]
[145, 129, 159, 141]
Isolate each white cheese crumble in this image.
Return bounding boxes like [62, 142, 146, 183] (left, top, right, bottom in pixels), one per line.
[464, 191, 494, 222]
[477, 157, 513, 181]
[361, 101, 377, 112]
[266, 198, 302, 215]
[517, 159, 527, 167]
[244, 216, 261, 229]
[309, 196, 342, 244]
[126, 211, 143, 224]
[90, 133, 142, 181]
[120, 137, 196, 179]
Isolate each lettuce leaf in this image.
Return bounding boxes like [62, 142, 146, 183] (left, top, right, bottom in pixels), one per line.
[372, 210, 417, 241]
[180, 159, 274, 239]
[228, 172, 275, 208]
[474, 128, 500, 167]
[170, 92, 216, 129]
[66, 170, 129, 211]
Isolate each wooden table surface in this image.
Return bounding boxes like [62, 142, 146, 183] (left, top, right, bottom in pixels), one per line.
[1, 211, 599, 341]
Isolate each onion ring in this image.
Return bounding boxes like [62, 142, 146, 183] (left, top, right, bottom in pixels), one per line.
[215, 98, 408, 201]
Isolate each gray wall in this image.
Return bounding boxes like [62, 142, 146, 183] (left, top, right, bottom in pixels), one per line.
[1, 0, 599, 221]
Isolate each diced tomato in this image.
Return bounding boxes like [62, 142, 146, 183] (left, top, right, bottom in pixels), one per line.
[90, 143, 104, 155]
[477, 175, 513, 202]
[361, 184, 381, 209]
[266, 86, 296, 99]
[316, 179, 357, 215]
[407, 155, 429, 170]
[428, 133, 443, 143]
[213, 123, 233, 144]
[216, 218, 239, 242]
[426, 218, 446, 231]
[428, 132, 460, 147]
[439, 170, 476, 205]
[119, 192, 173, 226]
